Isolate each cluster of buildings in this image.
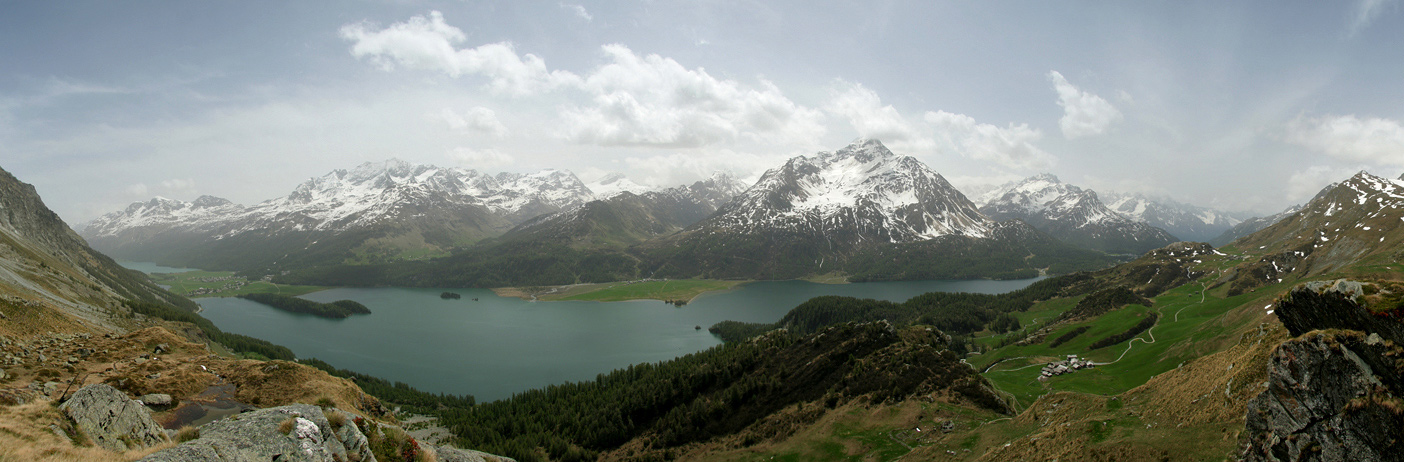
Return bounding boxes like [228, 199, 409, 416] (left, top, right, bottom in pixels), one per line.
[1039, 354, 1095, 380]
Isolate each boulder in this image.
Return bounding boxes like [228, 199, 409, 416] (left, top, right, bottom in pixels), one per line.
[140, 404, 373, 462]
[59, 383, 170, 451]
[140, 393, 173, 406]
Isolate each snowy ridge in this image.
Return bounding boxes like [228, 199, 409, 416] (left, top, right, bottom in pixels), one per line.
[83, 159, 597, 238]
[979, 174, 1179, 254]
[707, 138, 992, 243]
[1103, 192, 1244, 242]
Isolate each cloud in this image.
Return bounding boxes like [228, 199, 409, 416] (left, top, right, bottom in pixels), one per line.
[560, 3, 593, 22]
[441, 107, 507, 137]
[342, 13, 822, 148]
[448, 147, 514, 168]
[622, 149, 778, 188]
[925, 111, 1054, 170]
[825, 82, 926, 147]
[1286, 114, 1404, 167]
[1048, 70, 1122, 139]
[339, 11, 579, 95]
[125, 183, 149, 197]
[1287, 165, 1368, 201]
[560, 44, 825, 148]
[1350, 0, 1397, 36]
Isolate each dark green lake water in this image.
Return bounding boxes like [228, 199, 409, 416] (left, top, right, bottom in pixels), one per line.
[196, 278, 1040, 402]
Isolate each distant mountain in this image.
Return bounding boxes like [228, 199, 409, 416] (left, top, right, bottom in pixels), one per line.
[1208, 204, 1302, 247]
[82, 160, 602, 273]
[0, 165, 194, 335]
[1102, 192, 1244, 243]
[979, 174, 1179, 255]
[504, 173, 747, 250]
[585, 173, 652, 199]
[1224, 171, 1404, 295]
[635, 139, 1110, 281]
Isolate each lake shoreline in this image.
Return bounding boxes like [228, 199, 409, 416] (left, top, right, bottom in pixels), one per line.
[492, 279, 750, 303]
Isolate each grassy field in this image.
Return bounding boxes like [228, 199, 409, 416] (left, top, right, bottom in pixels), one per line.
[972, 269, 1280, 409]
[556, 279, 746, 302]
[149, 270, 327, 298]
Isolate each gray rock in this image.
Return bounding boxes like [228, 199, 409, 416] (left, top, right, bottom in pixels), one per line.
[140, 393, 173, 406]
[0, 367, 6, 380]
[429, 443, 519, 462]
[1241, 330, 1404, 461]
[59, 383, 169, 451]
[140, 404, 373, 462]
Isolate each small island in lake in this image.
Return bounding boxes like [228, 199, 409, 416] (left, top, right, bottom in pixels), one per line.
[236, 293, 371, 319]
[441, 292, 462, 300]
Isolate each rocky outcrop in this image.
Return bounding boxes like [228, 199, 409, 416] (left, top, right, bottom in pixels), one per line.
[428, 444, 517, 462]
[1240, 280, 1404, 461]
[140, 404, 374, 462]
[59, 383, 170, 451]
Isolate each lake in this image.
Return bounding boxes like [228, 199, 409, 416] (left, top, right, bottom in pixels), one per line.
[119, 261, 198, 274]
[196, 278, 1041, 402]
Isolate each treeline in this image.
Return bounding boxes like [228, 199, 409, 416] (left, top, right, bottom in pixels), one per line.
[124, 301, 294, 360]
[437, 321, 1003, 462]
[1058, 286, 1152, 321]
[709, 273, 1092, 345]
[1089, 312, 1159, 350]
[237, 293, 370, 318]
[1049, 326, 1089, 348]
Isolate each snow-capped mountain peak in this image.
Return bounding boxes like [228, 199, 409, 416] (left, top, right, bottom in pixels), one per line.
[707, 138, 992, 243]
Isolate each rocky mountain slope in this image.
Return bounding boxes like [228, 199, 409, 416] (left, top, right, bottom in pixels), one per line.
[980, 174, 1180, 254]
[0, 167, 194, 336]
[1104, 192, 1245, 243]
[1222, 171, 1404, 295]
[1208, 204, 1302, 247]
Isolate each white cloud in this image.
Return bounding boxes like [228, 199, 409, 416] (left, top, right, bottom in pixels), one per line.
[561, 44, 825, 148]
[1350, 0, 1397, 36]
[342, 13, 823, 149]
[448, 147, 514, 168]
[160, 178, 196, 194]
[125, 183, 149, 197]
[1287, 165, 1367, 201]
[622, 149, 778, 188]
[441, 107, 508, 137]
[1048, 70, 1122, 139]
[825, 82, 926, 147]
[339, 11, 579, 95]
[1286, 114, 1404, 167]
[925, 111, 1054, 170]
[560, 3, 593, 22]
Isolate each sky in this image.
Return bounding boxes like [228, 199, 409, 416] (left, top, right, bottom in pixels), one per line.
[4, 1, 1404, 224]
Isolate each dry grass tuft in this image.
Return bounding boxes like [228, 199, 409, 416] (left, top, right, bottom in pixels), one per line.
[278, 416, 297, 435]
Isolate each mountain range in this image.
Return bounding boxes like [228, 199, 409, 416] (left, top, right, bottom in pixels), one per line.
[978, 174, 1179, 255]
[81, 139, 1289, 287]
